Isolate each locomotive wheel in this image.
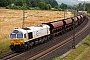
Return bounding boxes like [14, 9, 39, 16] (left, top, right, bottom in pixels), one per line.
[35, 40, 39, 45]
[27, 43, 31, 49]
[30, 42, 34, 47]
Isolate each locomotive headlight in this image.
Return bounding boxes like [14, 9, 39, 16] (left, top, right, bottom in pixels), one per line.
[20, 40, 24, 44]
[10, 40, 14, 45]
[11, 43, 14, 45]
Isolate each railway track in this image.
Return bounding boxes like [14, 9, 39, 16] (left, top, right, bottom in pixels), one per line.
[0, 16, 90, 60]
[27, 16, 90, 60]
[0, 52, 20, 60]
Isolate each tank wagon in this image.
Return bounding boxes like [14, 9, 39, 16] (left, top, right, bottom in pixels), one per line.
[10, 12, 86, 51]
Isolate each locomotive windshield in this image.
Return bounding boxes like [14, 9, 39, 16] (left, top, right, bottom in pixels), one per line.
[17, 34, 23, 38]
[10, 33, 23, 38]
[10, 34, 16, 38]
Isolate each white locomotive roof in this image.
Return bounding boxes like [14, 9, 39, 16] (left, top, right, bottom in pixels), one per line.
[11, 24, 50, 34]
[13, 28, 29, 34]
[27, 24, 50, 31]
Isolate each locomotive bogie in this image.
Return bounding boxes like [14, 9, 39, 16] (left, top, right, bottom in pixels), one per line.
[10, 43, 27, 51]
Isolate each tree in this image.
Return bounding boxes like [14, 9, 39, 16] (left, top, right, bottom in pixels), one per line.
[31, 0, 37, 7]
[26, 0, 32, 7]
[86, 3, 90, 14]
[21, 1, 28, 10]
[86, 3, 90, 11]
[45, 4, 52, 10]
[76, 3, 83, 11]
[38, 2, 46, 10]
[0, 0, 59, 10]
[54, 6, 58, 9]
[72, 5, 78, 10]
[48, 4, 52, 9]
[0, 0, 9, 7]
[14, 0, 23, 6]
[60, 3, 67, 10]
[87, 9, 90, 14]
[51, 0, 58, 8]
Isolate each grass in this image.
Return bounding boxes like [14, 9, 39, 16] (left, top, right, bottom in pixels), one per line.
[53, 35, 90, 60]
[0, 35, 11, 55]
[0, 41, 11, 55]
[79, 48, 90, 60]
[79, 36, 90, 60]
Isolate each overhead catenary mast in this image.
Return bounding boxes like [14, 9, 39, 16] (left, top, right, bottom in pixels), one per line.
[83, 0, 85, 11]
[22, 0, 27, 28]
[22, 10, 25, 28]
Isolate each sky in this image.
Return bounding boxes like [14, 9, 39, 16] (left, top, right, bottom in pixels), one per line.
[56, 0, 90, 6]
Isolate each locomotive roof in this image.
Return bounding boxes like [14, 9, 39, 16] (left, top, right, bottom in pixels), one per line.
[27, 24, 50, 31]
[11, 24, 50, 34]
[11, 28, 28, 34]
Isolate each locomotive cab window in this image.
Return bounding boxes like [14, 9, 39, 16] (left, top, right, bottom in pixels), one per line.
[17, 33, 23, 38]
[24, 34, 26, 38]
[28, 32, 33, 39]
[10, 34, 16, 38]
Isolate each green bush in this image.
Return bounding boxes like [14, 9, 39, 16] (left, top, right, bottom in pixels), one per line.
[6, 5, 29, 10]
[58, 8, 62, 11]
[51, 8, 62, 11]
[51, 8, 59, 11]
[87, 9, 90, 14]
[6, 5, 22, 10]
[34, 7, 40, 10]
[30, 7, 40, 10]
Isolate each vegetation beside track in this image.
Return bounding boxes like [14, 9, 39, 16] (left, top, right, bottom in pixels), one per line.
[53, 35, 90, 60]
[0, 40, 11, 55]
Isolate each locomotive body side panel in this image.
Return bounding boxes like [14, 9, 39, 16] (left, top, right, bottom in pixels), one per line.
[27, 24, 50, 40]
